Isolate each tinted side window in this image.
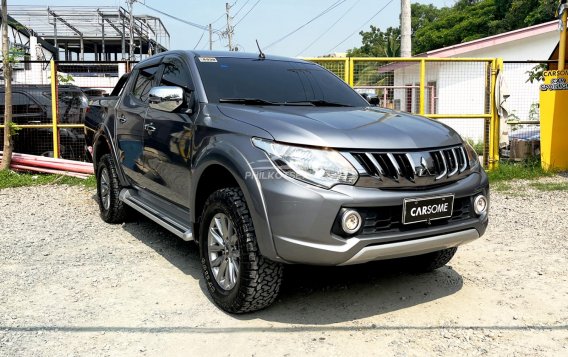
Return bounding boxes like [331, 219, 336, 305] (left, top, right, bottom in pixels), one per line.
[0, 92, 45, 123]
[160, 59, 191, 88]
[132, 65, 160, 102]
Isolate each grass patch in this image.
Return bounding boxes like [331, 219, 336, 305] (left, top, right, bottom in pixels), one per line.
[487, 160, 553, 182]
[0, 170, 96, 190]
[529, 182, 568, 191]
[491, 181, 513, 192]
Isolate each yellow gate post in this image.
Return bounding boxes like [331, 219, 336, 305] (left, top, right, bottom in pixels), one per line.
[540, 1, 568, 170]
[488, 59, 502, 170]
[348, 57, 355, 87]
[50, 59, 59, 158]
[419, 59, 426, 115]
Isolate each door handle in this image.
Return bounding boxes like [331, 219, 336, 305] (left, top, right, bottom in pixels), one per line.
[118, 115, 127, 124]
[144, 123, 156, 134]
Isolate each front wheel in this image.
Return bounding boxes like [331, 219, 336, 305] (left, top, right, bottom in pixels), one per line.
[200, 187, 283, 313]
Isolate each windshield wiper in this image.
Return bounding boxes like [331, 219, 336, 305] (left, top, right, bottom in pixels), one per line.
[219, 98, 280, 105]
[285, 100, 353, 107]
[218, 98, 353, 107]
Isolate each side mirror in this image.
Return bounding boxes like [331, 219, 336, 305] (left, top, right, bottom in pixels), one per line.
[148, 86, 184, 112]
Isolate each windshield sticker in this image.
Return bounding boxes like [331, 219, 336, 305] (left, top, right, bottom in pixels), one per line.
[198, 57, 218, 63]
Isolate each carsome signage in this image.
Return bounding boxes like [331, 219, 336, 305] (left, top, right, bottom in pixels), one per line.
[540, 72, 568, 170]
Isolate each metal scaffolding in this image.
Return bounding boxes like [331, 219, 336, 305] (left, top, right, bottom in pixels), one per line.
[7, 5, 170, 61]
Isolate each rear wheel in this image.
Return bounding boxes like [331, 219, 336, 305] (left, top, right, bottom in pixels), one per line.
[96, 154, 129, 223]
[403, 247, 458, 272]
[200, 187, 283, 313]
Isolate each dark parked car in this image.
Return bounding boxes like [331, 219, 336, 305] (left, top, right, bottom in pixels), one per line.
[82, 88, 109, 98]
[0, 84, 89, 159]
[88, 51, 489, 313]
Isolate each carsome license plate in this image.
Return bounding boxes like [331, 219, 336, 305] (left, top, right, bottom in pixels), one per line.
[402, 195, 454, 225]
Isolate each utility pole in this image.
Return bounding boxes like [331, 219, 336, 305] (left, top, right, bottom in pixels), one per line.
[225, 2, 234, 51]
[400, 0, 411, 57]
[127, 0, 135, 60]
[209, 24, 213, 50]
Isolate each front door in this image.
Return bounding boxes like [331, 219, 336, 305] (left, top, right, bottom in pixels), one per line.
[142, 56, 195, 207]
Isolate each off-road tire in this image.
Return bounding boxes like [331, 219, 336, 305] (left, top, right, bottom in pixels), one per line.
[404, 247, 458, 272]
[96, 154, 129, 223]
[200, 187, 284, 313]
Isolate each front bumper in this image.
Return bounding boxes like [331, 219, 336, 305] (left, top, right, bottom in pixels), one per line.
[279, 228, 479, 266]
[258, 169, 488, 266]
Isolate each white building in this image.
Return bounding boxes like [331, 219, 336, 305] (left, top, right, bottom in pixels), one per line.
[392, 21, 558, 142]
[2, 6, 170, 94]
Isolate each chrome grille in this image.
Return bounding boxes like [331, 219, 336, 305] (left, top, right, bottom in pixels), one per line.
[345, 145, 469, 188]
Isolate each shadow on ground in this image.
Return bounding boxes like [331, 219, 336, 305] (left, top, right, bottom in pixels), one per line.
[249, 261, 463, 324]
[117, 210, 463, 324]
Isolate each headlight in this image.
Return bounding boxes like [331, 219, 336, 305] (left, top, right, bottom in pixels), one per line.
[464, 142, 480, 170]
[252, 138, 359, 188]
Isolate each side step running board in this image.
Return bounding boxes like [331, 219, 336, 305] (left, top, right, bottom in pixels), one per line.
[119, 189, 193, 241]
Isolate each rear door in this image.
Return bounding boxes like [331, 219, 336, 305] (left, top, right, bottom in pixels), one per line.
[115, 60, 161, 187]
[141, 56, 195, 207]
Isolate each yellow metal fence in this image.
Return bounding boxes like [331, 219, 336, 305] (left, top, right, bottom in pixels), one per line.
[2, 57, 500, 169]
[0, 59, 132, 161]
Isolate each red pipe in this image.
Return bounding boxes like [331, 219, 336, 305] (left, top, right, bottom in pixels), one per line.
[11, 157, 94, 174]
[1, 151, 94, 175]
[10, 164, 91, 179]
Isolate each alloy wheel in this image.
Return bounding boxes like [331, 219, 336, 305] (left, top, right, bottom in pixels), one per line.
[207, 212, 240, 290]
[99, 167, 111, 210]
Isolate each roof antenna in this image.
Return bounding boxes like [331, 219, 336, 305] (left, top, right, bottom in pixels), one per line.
[256, 40, 266, 59]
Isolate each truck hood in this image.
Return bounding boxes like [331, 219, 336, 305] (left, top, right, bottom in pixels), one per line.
[216, 105, 463, 150]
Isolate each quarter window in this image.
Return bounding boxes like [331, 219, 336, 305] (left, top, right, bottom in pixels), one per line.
[132, 65, 160, 102]
[160, 59, 191, 88]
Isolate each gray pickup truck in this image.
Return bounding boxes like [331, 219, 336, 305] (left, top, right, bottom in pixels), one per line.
[87, 50, 489, 313]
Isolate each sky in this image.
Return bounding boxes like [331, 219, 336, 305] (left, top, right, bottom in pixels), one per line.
[10, 0, 456, 57]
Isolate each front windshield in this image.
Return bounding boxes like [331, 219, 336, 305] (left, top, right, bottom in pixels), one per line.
[195, 57, 368, 107]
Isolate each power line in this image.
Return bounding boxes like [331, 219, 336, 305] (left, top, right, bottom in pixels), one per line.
[296, 0, 362, 56]
[210, 12, 226, 25]
[234, 0, 262, 27]
[264, 0, 346, 51]
[328, 0, 394, 53]
[137, 2, 222, 33]
[233, 0, 251, 17]
[193, 31, 205, 49]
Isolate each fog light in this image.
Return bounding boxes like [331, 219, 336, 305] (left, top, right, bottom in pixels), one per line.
[341, 209, 362, 234]
[473, 195, 488, 215]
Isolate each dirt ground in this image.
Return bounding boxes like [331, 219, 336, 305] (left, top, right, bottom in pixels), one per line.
[0, 176, 567, 356]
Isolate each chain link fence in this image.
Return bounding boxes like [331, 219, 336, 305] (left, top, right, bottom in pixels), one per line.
[304, 58, 349, 83]
[500, 61, 550, 161]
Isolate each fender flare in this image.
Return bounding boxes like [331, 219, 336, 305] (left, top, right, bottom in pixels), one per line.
[191, 142, 280, 262]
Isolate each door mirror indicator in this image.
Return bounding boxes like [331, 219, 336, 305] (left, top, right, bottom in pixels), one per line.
[148, 86, 184, 112]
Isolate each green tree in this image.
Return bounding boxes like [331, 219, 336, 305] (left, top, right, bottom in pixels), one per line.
[347, 26, 401, 57]
[413, 0, 496, 54]
[348, 0, 556, 56]
[497, 0, 556, 32]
